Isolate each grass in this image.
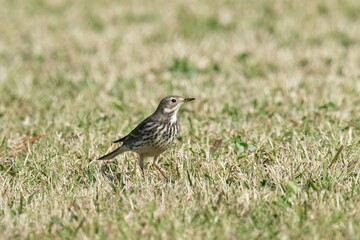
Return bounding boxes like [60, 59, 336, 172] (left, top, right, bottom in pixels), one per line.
[1, 0, 360, 239]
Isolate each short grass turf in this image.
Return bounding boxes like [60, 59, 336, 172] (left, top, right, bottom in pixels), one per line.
[1, 0, 360, 239]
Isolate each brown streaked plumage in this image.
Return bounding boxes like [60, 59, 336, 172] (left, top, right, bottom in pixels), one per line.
[98, 95, 195, 180]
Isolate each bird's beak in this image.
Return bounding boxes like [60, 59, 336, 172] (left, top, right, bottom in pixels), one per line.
[183, 98, 195, 103]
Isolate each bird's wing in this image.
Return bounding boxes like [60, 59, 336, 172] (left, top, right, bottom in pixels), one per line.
[113, 136, 127, 143]
[114, 117, 154, 145]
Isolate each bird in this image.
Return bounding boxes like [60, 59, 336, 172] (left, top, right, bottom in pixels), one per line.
[98, 95, 195, 180]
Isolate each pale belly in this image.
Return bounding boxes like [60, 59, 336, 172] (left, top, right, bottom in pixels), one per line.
[132, 137, 175, 157]
[133, 134, 177, 157]
[129, 122, 179, 157]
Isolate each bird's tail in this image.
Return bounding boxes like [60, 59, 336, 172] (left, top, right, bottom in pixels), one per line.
[98, 145, 128, 160]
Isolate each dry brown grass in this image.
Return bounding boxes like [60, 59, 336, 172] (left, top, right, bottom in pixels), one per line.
[1, 0, 360, 239]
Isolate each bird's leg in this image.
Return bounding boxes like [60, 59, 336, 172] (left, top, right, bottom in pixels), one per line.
[153, 156, 168, 181]
[139, 155, 145, 178]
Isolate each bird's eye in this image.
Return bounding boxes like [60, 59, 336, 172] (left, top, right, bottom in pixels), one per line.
[171, 99, 176, 103]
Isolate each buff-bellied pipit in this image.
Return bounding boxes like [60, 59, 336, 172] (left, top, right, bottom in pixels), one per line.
[98, 96, 195, 180]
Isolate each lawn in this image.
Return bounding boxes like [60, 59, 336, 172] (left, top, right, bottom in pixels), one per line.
[1, 0, 360, 239]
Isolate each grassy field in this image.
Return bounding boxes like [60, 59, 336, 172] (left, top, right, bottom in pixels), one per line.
[1, 0, 360, 239]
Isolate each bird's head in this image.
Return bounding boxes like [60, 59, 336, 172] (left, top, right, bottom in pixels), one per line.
[155, 96, 195, 116]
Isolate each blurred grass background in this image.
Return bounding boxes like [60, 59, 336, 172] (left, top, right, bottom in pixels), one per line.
[1, 0, 360, 239]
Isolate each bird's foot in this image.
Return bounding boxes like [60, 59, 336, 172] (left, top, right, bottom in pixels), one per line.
[154, 164, 168, 182]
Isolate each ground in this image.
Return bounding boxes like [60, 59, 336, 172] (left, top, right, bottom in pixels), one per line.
[1, 0, 360, 239]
